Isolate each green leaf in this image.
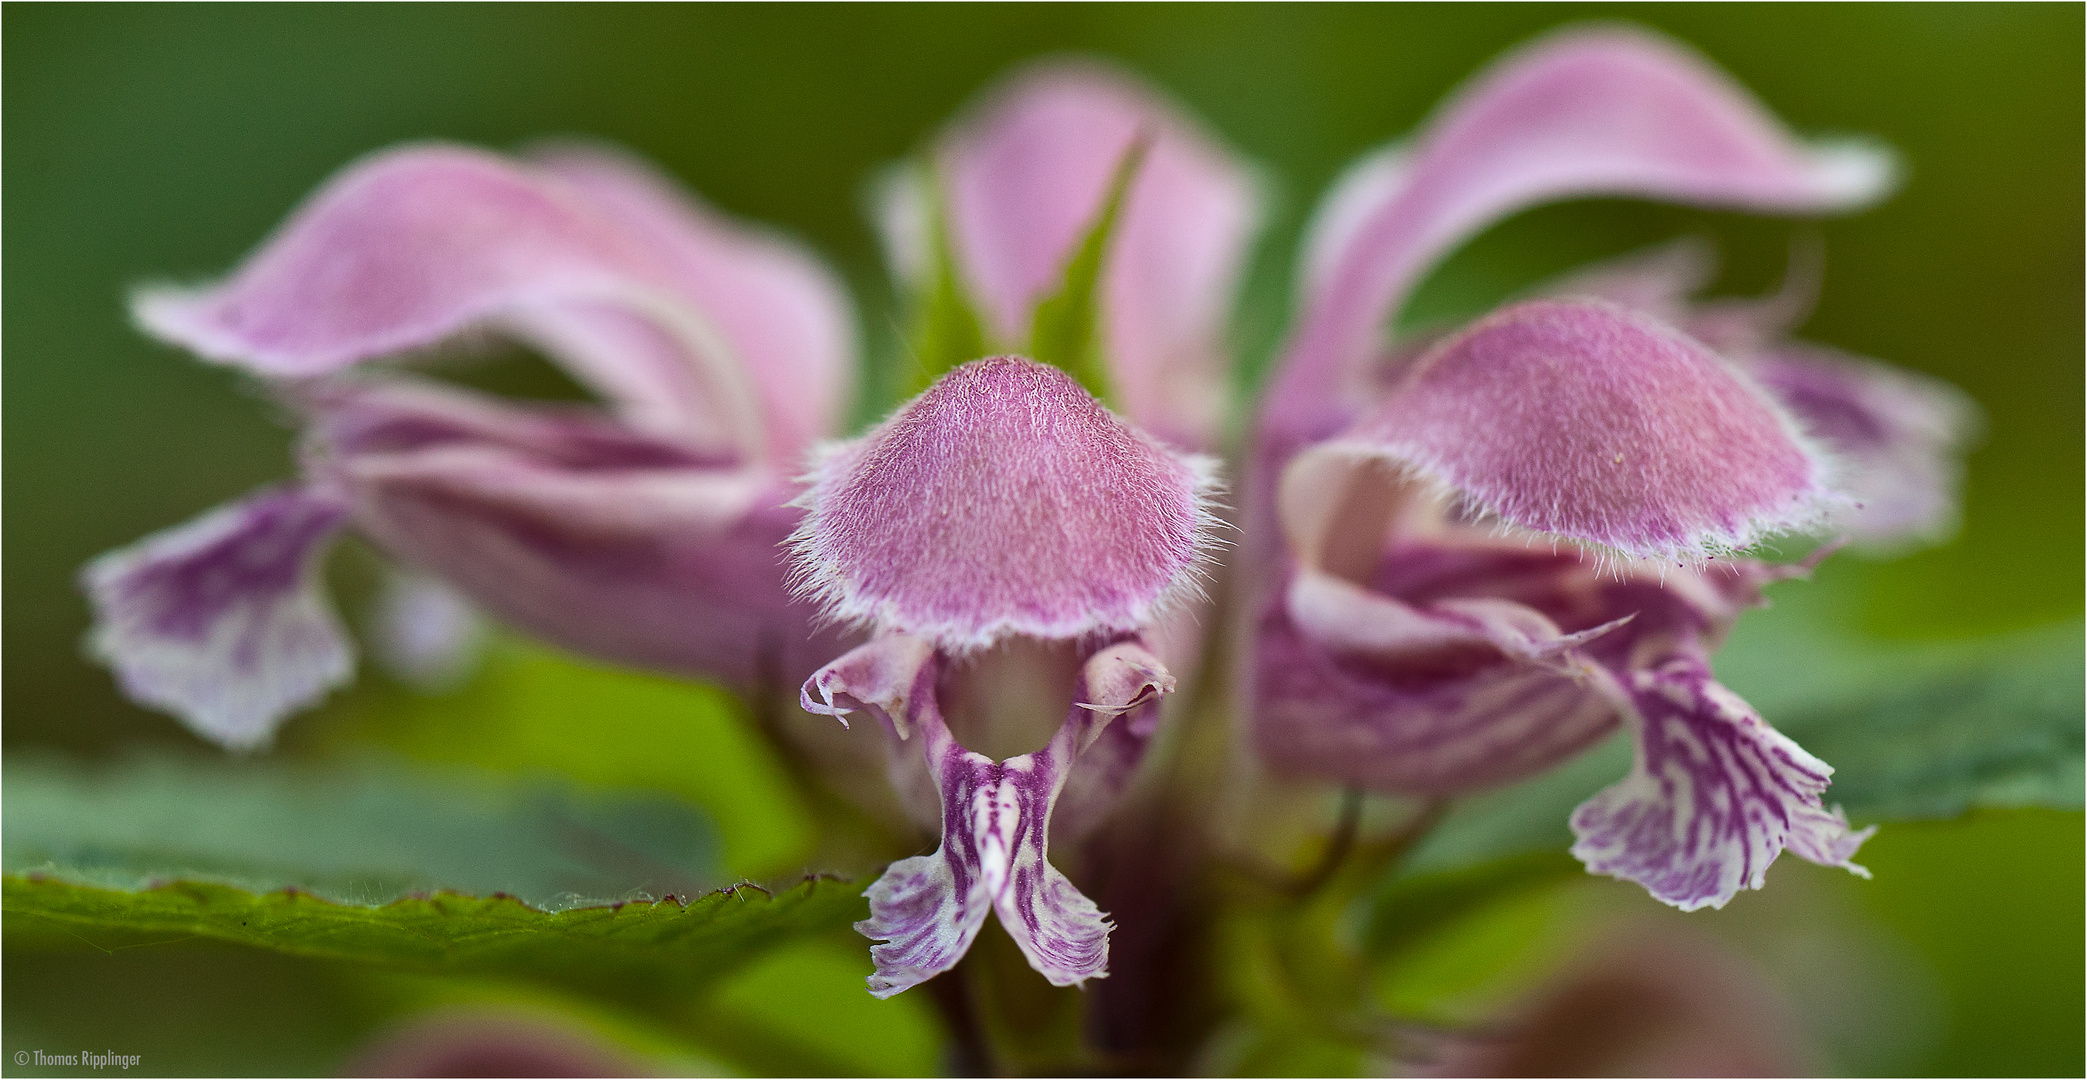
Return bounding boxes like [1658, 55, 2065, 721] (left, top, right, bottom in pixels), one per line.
[4, 754, 868, 1003]
[1026, 136, 1150, 403]
[4, 873, 867, 1000]
[1773, 621, 2084, 820]
[4, 754, 720, 911]
[905, 167, 989, 395]
[310, 636, 818, 879]
[705, 938, 948, 1076]
[1368, 862, 1585, 1026]
[1400, 735, 1629, 878]
[1364, 850, 1582, 961]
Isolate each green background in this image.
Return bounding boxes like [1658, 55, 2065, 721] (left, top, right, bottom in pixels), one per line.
[5, 4, 2080, 1076]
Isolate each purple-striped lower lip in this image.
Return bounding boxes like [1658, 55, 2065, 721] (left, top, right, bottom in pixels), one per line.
[808, 633, 1174, 996]
[1253, 544, 1872, 910]
[80, 484, 355, 750]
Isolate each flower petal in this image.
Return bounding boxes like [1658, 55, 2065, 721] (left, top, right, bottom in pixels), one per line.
[1251, 530, 1796, 795]
[988, 705, 1115, 990]
[939, 63, 1259, 448]
[1297, 142, 1412, 307]
[134, 144, 768, 457]
[1420, 929, 1813, 1077]
[342, 1008, 659, 1079]
[1054, 639, 1176, 844]
[1076, 639, 1176, 728]
[859, 843, 993, 999]
[1274, 27, 1894, 430]
[1253, 568, 1628, 793]
[792, 356, 1218, 650]
[310, 380, 766, 538]
[529, 143, 856, 461]
[81, 486, 353, 749]
[1537, 237, 1720, 328]
[1314, 300, 1833, 561]
[307, 380, 839, 688]
[1535, 243, 1976, 549]
[369, 565, 487, 692]
[847, 651, 993, 997]
[1743, 344, 1977, 548]
[856, 657, 1115, 997]
[1571, 655, 1874, 911]
[800, 632, 938, 739]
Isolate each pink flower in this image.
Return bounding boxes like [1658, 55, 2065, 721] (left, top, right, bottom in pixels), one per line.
[791, 61, 1261, 996]
[1247, 28, 1972, 910]
[83, 143, 855, 748]
[793, 356, 1218, 996]
[876, 60, 1260, 452]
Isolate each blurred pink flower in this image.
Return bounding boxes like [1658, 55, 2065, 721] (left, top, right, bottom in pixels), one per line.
[877, 59, 1260, 452]
[1247, 28, 1970, 910]
[84, 143, 855, 748]
[1419, 927, 1815, 1077]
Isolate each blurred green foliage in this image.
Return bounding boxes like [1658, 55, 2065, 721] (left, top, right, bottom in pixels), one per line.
[5, 875, 863, 1005]
[4, 755, 722, 908]
[303, 636, 817, 879]
[4, 4, 2080, 1076]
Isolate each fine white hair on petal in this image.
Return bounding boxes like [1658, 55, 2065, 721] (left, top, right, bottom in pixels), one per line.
[1266, 26, 1903, 438]
[1297, 300, 1842, 567]
[788, 356, 1225, 652]
[931, 58, 1262, 450]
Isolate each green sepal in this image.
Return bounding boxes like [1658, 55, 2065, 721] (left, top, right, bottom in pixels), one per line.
[905, 170, 990, 396]
[1027, 135, 1151, 405]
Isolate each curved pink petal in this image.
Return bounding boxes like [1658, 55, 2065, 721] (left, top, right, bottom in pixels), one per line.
[800, 632, 938, 740]
[1537, 237, 1719, 328]
[133, 144, 770, 458]
[1297, 143, 1412, 307]
[342, 1008, 656, 1078]
[791, 356, 1219, 650]
[306, 380, 842, 689]
[1253, 542, 1791, 794]
[1743, 344, 1977, 548]
[529, 143, 856, 461]
[1272, 27, 1894, 434]
[1254, 568, 1627, 793]
[1422, 929, 1814, 1077]
[1315, 301, 1832, 561]
[1571, 654, 1874, 910]
[940, 63, 1259, 448]
[81, 486, 353, 749]
[1053, 639, 1175, 844]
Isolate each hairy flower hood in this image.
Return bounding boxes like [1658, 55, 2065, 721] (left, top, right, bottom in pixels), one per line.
[792, 355, 1219, 652]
